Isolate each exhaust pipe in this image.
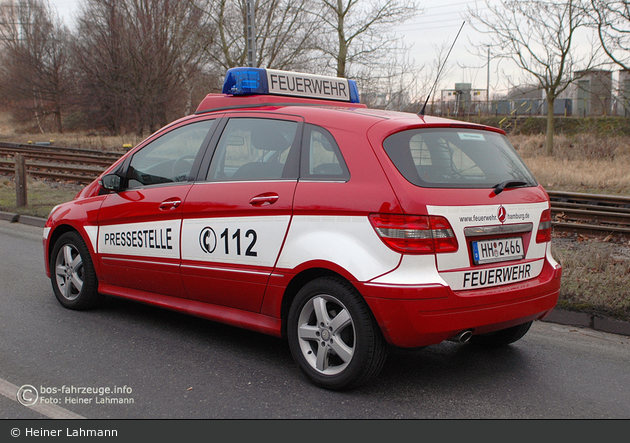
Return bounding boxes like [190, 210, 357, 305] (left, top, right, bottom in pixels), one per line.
[449, 330, 473, 344]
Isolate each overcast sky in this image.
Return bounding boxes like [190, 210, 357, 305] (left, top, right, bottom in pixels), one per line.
[48, 0, 609, 97]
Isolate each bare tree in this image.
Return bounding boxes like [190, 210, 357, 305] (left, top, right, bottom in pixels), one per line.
[356, 51, 417, 111]
[71, 0, 131, 134]
[591, 0, 630, 70]
[309, 0, 420, 79]
[73, 0, 214, 135]
[468, 0, 597, 155]
[0, 0, 73, 133]
[194, 0, 317, 71]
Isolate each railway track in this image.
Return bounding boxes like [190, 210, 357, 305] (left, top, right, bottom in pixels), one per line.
[0, 142, 124, 184]
[1, 142, 629, 238]
[0, 141, 122, 161]
[548, 191, 630, 239]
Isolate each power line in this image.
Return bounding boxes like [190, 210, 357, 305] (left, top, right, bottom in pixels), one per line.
[397, 16, 478, 32]
[421, 2, 487, 17]
[428, 0, 487, 8]
[396, 2, 491, 32]
[398, 10, 490, 30]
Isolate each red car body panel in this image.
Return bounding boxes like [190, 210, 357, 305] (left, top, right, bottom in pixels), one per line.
[44, 89, 561, 350]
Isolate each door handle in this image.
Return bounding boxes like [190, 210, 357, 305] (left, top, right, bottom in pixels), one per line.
[159, 199, 182, 211]
[249, 193, 279, 206]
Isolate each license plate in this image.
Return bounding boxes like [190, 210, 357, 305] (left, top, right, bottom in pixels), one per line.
[472, 237, 524, 265]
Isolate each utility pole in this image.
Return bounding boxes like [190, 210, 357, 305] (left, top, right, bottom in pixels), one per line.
[246, 0, 256, 67]
[487, 47, 490, 115]
[15, 154, 27, 207]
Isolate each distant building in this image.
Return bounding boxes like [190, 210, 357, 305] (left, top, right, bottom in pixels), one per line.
[504, 85, 543, 116]
[540, 98, 573, 116]
[504, 85, 543, 101]
[440, 83, 487, 116]
[573, 70, 613, 116]
[618, 70, 630, 116]
[502, 84, 573, 116]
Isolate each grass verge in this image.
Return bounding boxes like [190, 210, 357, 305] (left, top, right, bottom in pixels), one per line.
[552, 234, 630, 322]
[512, 133, 630, 195]
[0, 177, 81, 218]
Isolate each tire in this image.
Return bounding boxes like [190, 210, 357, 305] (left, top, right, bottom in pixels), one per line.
[287, 276, 388, 390]
[50, 231, 102, 310]
[468, 321, 533, 347]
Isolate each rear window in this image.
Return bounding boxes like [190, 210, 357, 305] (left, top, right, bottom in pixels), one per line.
[382, 128, 537, 189]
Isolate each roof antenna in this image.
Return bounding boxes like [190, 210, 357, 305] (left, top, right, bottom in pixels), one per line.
[419, 21, 465, 117]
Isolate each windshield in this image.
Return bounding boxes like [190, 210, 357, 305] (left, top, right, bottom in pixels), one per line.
[382, 128, 537, 189]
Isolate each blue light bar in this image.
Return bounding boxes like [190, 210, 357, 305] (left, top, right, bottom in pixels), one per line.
[222, 67, 360, 103]
[222, 68, 268, 95]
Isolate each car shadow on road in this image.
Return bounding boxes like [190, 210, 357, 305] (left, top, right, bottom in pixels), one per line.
[74, 295, 538, 397]
[368, 340, 536, 394]
[92, 295, 294, 362]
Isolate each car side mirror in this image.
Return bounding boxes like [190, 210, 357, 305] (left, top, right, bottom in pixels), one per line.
[100, 173, 123, 192]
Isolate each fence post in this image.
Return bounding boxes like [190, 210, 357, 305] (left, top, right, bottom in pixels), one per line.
[15, 153, 27, 207]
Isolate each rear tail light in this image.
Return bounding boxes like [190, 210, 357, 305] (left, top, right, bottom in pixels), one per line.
[369, 214, 458, 254]
[536, 209, 552, 243]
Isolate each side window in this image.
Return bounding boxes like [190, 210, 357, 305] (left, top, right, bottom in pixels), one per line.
[207, 118, 299, 181]
[300, 124, 349, 180]
[127, 119, 215, 188]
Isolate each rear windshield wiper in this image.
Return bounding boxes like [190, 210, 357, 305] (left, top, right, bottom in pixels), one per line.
[493, 180, 529, 195]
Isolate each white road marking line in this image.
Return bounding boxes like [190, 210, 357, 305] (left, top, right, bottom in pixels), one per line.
[0, 378, 85, 419]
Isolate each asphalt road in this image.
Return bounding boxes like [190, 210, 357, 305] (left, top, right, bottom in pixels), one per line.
[1, 220, 629, 419]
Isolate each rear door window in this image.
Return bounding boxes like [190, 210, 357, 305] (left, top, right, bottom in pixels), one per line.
[383, 128, 537, 188]
[206, 118, 299, 181]
[300, 124, 350, 180]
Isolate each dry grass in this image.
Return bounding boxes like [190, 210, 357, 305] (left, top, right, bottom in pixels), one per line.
[510, 133, 630, 195]
[511, 133, 630, 321]
[552, 235, 630, 322]
[0, 112, 139, 152]
[0, 177, 82, 218]
[0, 131, 139, 152]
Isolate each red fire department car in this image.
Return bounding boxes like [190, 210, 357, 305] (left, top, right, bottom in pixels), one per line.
[43, 68, 562, 390]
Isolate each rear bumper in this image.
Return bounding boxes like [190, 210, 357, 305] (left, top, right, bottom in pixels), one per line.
[359, 259, 562, 348]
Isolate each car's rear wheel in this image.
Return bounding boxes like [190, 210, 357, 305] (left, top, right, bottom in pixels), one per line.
[50, 231, 102, 310]
[469, 321, 533, 347]
[287, 276, 388, 390]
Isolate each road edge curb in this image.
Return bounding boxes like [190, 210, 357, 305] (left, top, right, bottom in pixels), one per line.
[541, 308, 630, 337]
[0, 211, 46, 228]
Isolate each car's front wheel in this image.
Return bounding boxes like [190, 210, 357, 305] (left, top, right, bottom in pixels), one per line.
[287, 276, 388, 390]
[50, 231, 102, 310]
